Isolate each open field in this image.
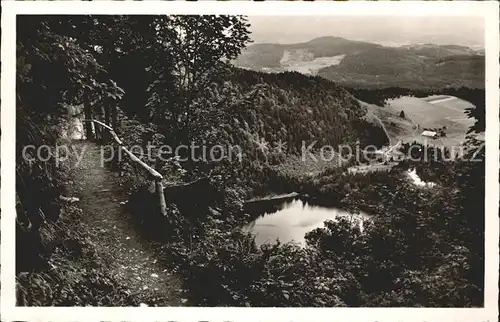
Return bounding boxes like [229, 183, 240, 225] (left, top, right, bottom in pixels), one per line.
[281, 54, 346, 75]
[367, 96, 474, 148]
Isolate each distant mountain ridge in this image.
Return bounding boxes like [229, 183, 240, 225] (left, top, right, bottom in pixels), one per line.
[234, 36, 381, 69]
[233, 36, 484, 89]
[317, 45, 484, 89]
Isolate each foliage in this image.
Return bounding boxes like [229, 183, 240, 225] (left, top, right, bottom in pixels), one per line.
[16, 204, 138, 306]
[145, 15, 251, 143]
[167, 226, 355, 307]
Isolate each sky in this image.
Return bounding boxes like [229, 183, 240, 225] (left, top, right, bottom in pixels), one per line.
[247, 16, 485, 47]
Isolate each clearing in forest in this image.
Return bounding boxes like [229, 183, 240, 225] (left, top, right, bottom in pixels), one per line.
[369, 96, 475, 148]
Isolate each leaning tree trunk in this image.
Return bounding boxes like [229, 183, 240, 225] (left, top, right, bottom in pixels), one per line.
[83, 90, 93, 140]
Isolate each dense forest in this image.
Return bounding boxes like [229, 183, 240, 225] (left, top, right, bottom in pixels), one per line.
[15, 15, 485, 307]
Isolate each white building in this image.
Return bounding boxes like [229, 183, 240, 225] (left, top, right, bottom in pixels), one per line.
[421, 130, 438, 139]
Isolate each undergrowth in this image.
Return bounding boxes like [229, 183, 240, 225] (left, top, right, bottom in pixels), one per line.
[16, 201, 139, 306]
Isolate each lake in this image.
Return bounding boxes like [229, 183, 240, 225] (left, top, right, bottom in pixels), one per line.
[244, 198, 369, 247]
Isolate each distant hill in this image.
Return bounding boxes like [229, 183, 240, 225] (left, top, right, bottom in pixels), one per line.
[399, 43, 478, 57]
[233, 37, 484, 89]
[318, 48, 484, 89]
[233, 36, 381, 70]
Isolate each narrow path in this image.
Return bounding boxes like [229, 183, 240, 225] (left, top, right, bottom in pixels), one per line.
[65, 141, 184, 306]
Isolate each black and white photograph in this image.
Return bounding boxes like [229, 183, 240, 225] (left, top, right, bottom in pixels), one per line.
[1, 1, 499, 321]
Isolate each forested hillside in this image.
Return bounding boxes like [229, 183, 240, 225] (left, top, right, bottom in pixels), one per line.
[227, 68, 390, 150]
[15, 15, 485, 308]
[117, 65, 387, 157]
[318, 49, 484, 89]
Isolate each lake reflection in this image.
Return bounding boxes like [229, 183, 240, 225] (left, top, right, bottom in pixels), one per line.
[245, 199, 369, 247]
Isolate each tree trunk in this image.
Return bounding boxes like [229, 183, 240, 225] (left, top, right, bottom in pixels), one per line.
[110, 100, 118, 130]
[156, 181, 167, 217]
[102, 98, 111, 142]
[83, 90, 93, 140]
[104, 98, 111, 126]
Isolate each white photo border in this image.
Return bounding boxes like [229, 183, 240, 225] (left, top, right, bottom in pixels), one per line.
[1, 1, 499, 321]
